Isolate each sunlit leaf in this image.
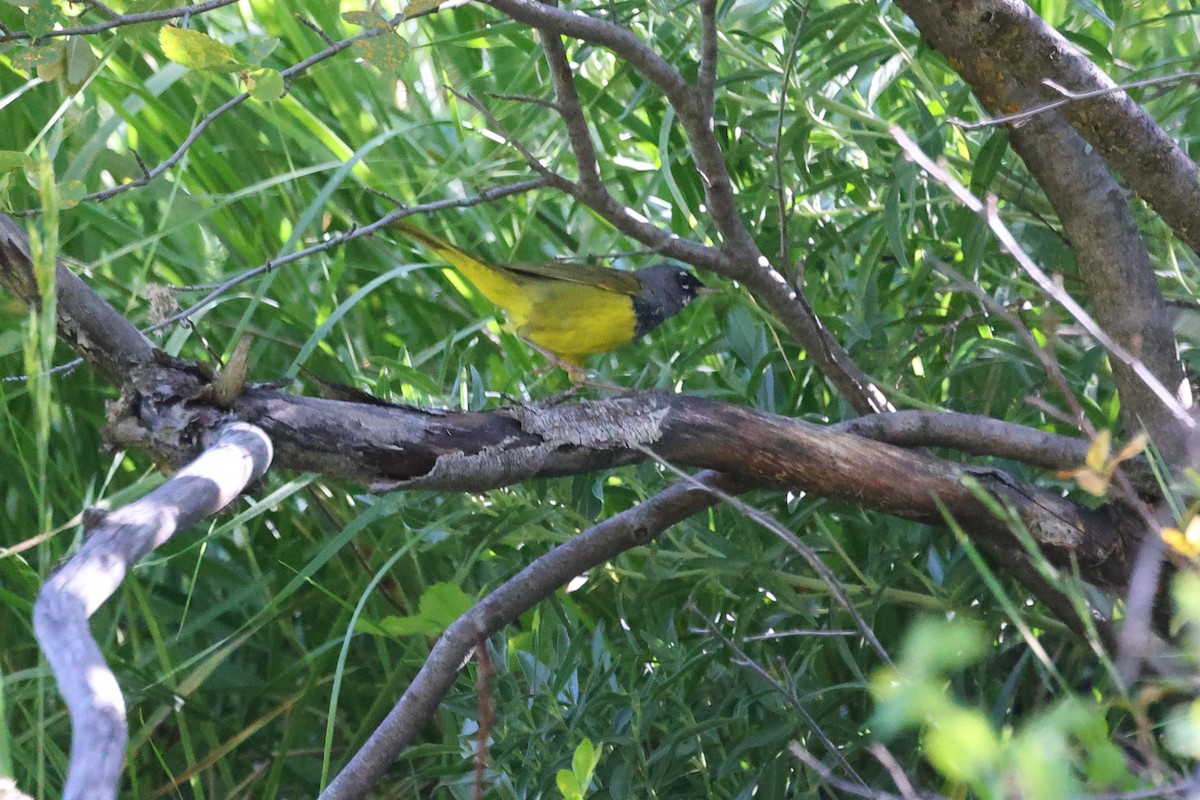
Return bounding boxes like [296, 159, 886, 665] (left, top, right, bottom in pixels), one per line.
[159, 25, 242, 72]
[353, 33, 409, 75]
[1084, 429, 1111, 472]
[342, 10, 390, 28]
[1162, 516, 1200, 559]
[925, 707, 1000, 783]
[0, 152, 32, 174]
[556, 770, 583, 800]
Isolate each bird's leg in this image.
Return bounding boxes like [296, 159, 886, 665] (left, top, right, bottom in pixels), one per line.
[519, 339, 627, 393]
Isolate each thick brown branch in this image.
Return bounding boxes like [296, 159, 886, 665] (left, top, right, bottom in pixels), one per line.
[890, 129, 1195, 463]
[1007, 116, 1190, 463]
[894, 0, 1200, 257]
[94, 366, 1141, 602]
[891, 0, 1192, 462]
[0, 215, 153, 384]
[33, 423, 273, 800]
[837, 410, 1156, 494]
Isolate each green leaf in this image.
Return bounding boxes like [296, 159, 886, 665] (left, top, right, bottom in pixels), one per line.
[1164, 700, 1200, 758]
[556, 769, 583, 800]
[342, 10, 390, 28]
[352, 33, 409, 75]
[246, 68, 284, 101]
[10, 44, 59, 73]
[571, 738, 600, 790]
[23, 0, 58, 38]
[65, 36, 98, 88]
[924, 706, 1000, 783]
[404, 0, 441, 17]
[899, 617, 987, 676]
[970, 130, 1009, 196]
[242, 34, 280, 65]
[883, 183, 909, 269]
[370, 582, 474, 638]
[417, 581, 472, 627]
[57, 179, 86, 208]
[159, 25, 242, 72]
[1066, 0, 1113, 28]
[374, 614, 441, 638]
[0, 152, 32, 174]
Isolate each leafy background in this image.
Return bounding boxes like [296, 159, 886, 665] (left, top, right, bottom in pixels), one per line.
[1, 0, 1199, 796]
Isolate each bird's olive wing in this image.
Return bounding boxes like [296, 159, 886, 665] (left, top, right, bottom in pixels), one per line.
[501, 261, 643, 296]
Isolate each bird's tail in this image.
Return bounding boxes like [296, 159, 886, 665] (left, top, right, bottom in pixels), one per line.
[391, 219, 480, 274]
[391, 218, 525, 313]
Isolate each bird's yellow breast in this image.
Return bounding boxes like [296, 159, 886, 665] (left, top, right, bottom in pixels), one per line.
[511, 282, 639, 365]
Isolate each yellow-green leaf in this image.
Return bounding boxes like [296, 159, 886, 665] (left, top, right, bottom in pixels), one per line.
[57, 179, 86, 208]
[342, 10, 390, 28]
[556, 770, 583, 800]
[353, 33, 409, 75]
[35, 42, 66, 80]
[404, 0, 441, 18]
[245, 68, 284, 101]
[159, 25, 241, 72]
[0, 152, 32, 174]
[1084, 429, 1111, 473]
[1163, 517, 1200, 559]
[925, 707, 1000, 783]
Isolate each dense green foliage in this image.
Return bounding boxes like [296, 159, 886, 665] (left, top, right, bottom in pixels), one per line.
[2, 0, 1199, 797]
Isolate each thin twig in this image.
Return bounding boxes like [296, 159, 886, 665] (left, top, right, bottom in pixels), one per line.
[15, 13, 402, 215]
[867, 743, 922, 800]
[451, 90, 575, 189]
[636, 444, 894, 667]
[927, 256, 1088, 432]
[538, 13, 604, 192]
[687, 602, 868, 787]
[890, 126, 1194, 427]
[789, 741, 936, 800]
[451, 88, 726, 270]
[948, 71, 1200, 130]
[9, 179, 547, 380]
[0, 0, 239, 43]
[294, 13, 337, 47]
[473, 639, 492, 800]
[318, 472, 740, 800]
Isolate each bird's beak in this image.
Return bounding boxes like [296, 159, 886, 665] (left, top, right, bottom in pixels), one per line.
[696, 286, 719, 296]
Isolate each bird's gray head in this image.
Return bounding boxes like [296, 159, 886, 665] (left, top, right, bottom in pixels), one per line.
[632, 263, 710, 336]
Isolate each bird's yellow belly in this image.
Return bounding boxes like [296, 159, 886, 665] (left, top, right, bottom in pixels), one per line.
[513, 284, 638, 364]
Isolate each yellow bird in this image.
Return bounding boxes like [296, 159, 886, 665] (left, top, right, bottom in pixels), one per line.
[393, 220, 711, 377]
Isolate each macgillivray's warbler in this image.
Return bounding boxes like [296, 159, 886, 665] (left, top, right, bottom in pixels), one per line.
[393, 220, 712, 381]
